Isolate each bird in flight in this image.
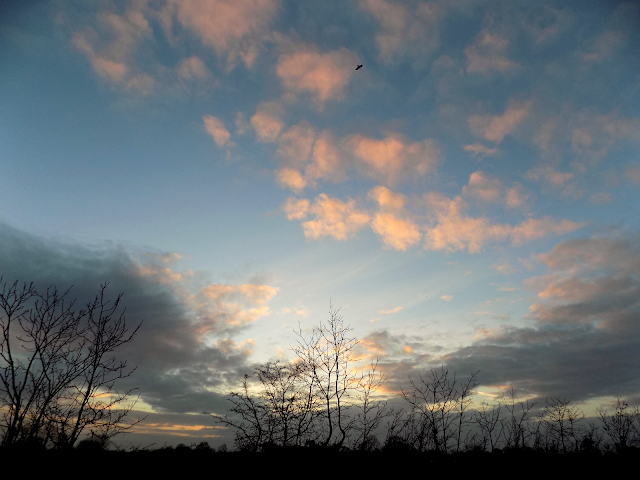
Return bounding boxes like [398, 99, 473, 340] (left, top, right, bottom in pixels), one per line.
[355, 65, 363, 70]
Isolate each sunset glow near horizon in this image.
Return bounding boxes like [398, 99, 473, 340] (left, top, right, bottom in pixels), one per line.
[1, 0, 639, 446]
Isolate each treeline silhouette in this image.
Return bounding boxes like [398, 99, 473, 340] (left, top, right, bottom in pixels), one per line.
[209, 307, 640, 458]
[1, 282, 638, 468]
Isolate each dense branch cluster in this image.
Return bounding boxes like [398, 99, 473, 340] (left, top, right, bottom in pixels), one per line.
[0, 278, 143, 449]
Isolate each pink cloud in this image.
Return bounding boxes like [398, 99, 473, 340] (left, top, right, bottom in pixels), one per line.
[464, 143, 499, 160]
[505, 183, 530, 209]
[423, 192, 584, 253]
[202, 283, 279, 326]
[358, 0, 441, 65]
[469, 100, 532, 144]
[371, 212, 421, 250]
[305, 130, 348, 184]
[300, 194, 370, 241]
[276, 121, 316, 168]
[276, 168, 307, 193]
[171, 0, 280, 68]
[350, 133, 439, 185]
[72, 8, 153, 92]
[177, 56, 211, 80]
[203, 115, 233, 147]
[276, 46, 359, 105]
[462, 171, 502, 203]
[283, 197, 310, 220]
[367, 185, 406, 211]
[250, 101, 285, 142]
[465, 29, 521, 74]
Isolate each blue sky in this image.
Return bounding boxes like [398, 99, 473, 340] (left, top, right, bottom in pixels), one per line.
[1, 0, 640, 446]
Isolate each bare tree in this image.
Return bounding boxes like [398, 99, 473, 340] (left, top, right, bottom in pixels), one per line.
[501, 386, 535, 450]
[401, 366, 479, 454]
[352, 359, 391, 450]
[474, 400, 504, 452]
[211, 361, 322, 450]
[0, 278, 142, 448]
[292, 304, 360, 447]
[539, 397, 584, 454]
[597, 397, 640, 452]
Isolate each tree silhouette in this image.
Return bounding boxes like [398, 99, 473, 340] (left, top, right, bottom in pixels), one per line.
[0, 278, 143, 448]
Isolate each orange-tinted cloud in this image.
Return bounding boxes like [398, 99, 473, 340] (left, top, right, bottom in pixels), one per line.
[72, 8, 154, 93]
[305, 130, 348, 184]
[462, 171, 502, 202]
[277, 168, 307, 193]
[300, 194, 370, 240]
[505, 183, 529, 209]
[283, 197, 310, 220]
[202, 283, 279, 326]
[177, 56, 211, 80]
[171, 0, 280, 68]
[464, 143, 499, 160]
[465, 29, 521, 74]
[367, 185, 406, 211]
[371, 212, 421, 250]
[368, 186, 420, 250]
[358, 0, 441, 64]
[251, 101, 285, 142]
[350, 133, 439, 185]
[423, 192, 584, 253]
[276, 121, 316, 168]
[203, 115, 234, 148]
[469, 100, 532, 144]
[276, 46, 359, 105]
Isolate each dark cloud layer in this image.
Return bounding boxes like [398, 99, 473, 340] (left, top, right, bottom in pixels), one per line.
[0, 223, 254, 415]
[444, 234, 640, 401]
[363, 234, 640, 403]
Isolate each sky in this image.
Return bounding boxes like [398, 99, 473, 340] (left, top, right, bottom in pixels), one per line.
[1, 0, 640, 447]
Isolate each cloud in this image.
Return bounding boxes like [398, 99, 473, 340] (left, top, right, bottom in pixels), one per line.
[526, 166, 574, 187]
[0, 223, 279, 415]
[371, 212, 421, 251]
[169, 0, 280, 68]
[274, 129, 438, 192]
[177, 56, 211, 80]
[276, 121, 316, 168]
[378, 306, 403, 315]
[235, 112, 249, 135]
[299, 194, 370, 241]
[440, 295, 453, 302]
[358, 0, 441, 65]
[201, 284, 278, 327]
[368, 186, 421, 250]
[305, 130, 348, 184]
[465, 29, 521, 74]
[505, 183, 529, 209]
[276, 168, 307, 193]
[464, 144, 498, 160]
[469, 100, 532, 144]
[350, 133, 439, 185]
[203, 115, 234, 148]
[423, 192, 584, 253]
[444, 234, 640, 400]
[570, 111, 640, 167]
[282, 197, 310, 220]
[72, 8, 154, 93]
[250, 101, 285, 142]
[461, 171, 502, 203]
[276, 45, 359, 106]
[367, 185, 406, 211]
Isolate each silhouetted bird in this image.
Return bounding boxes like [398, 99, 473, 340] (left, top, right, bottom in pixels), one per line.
[355, 65, 363, 70]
